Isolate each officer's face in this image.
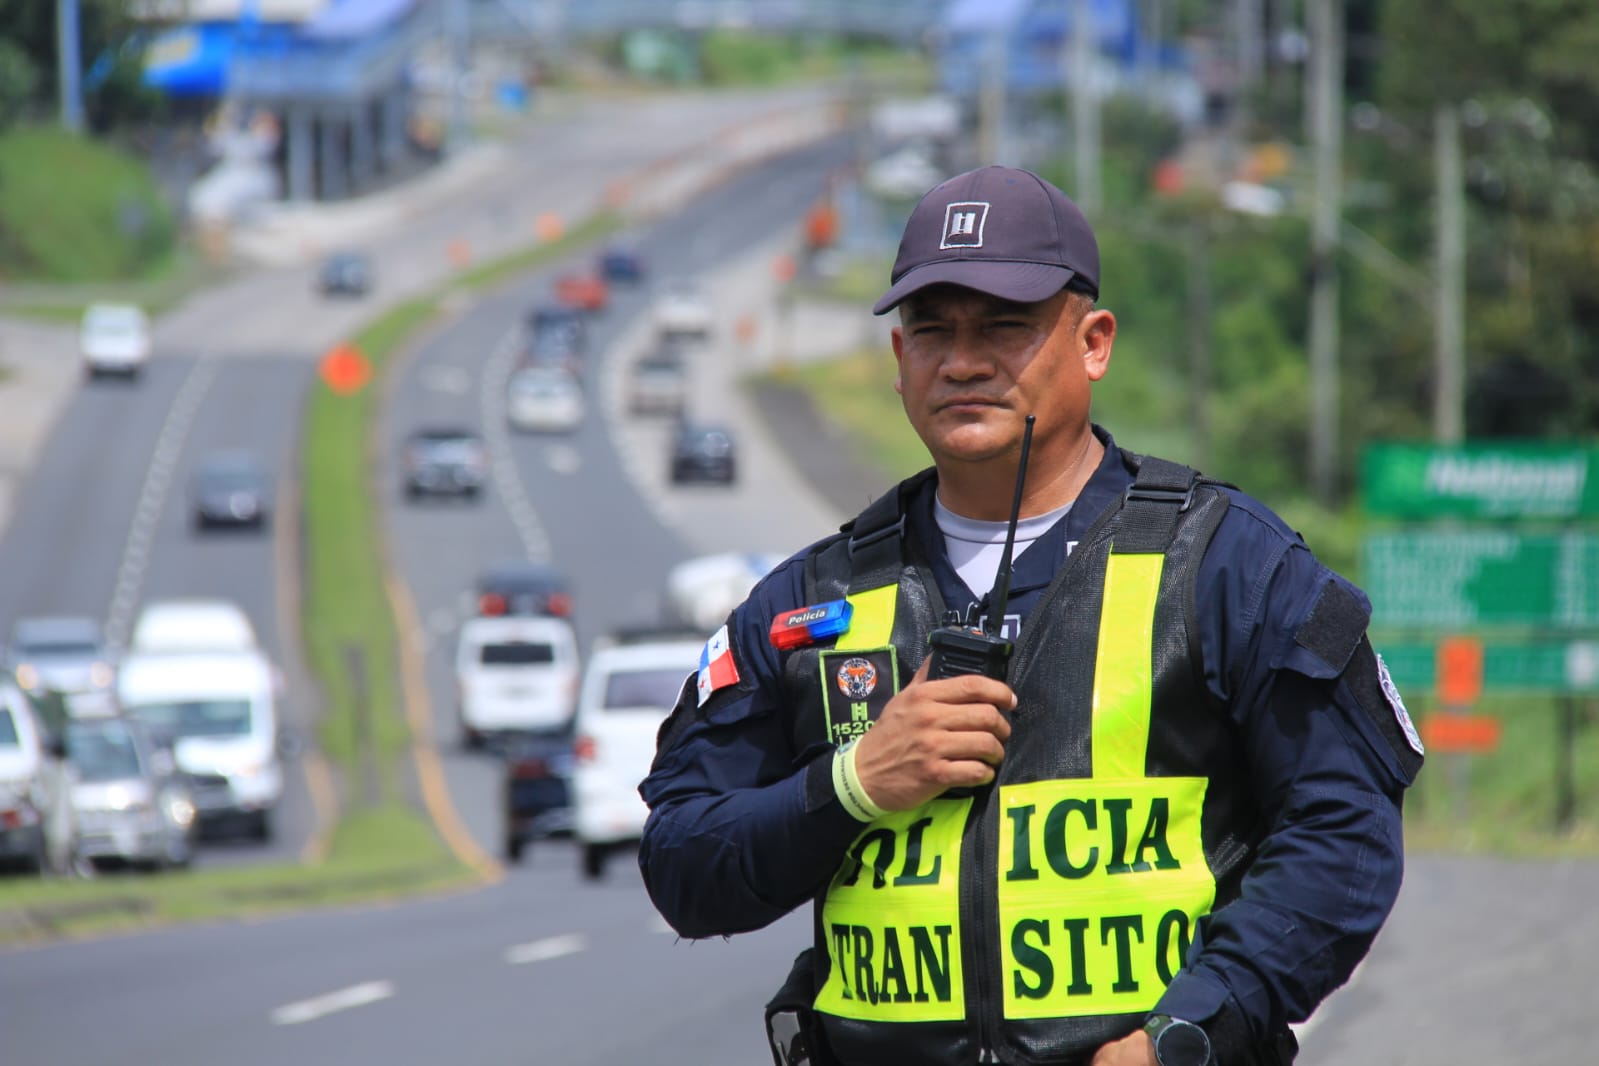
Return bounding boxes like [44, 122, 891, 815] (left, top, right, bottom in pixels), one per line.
[891, 284, 1113, 476]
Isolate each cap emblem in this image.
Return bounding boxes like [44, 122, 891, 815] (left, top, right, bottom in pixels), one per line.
[940, 201, 989, 249]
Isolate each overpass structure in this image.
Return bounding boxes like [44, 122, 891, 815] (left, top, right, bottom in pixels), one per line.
[152, 0, 947, 204]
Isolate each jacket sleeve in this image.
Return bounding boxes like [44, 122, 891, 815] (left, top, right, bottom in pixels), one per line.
[638, 563, 868, 940]
[1154, 503, 1423, 1055]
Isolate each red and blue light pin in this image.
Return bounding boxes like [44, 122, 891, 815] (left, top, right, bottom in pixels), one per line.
[768, 599, 853, 650]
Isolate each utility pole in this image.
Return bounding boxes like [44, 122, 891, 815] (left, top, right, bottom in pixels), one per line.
[1433, 103, 1466, 444]
[1187, 221, 1213, 470]
[1071, 0, 1102, 215]
[446, 0, 472, 156]
[57, 0, 85, 133]
[978, 29, 1006, 165]
[1307, 0, 1343, 504]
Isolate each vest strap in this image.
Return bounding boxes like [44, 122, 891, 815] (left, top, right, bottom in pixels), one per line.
[845, 469, 934, 593]
[1115, 455, 1200, 554]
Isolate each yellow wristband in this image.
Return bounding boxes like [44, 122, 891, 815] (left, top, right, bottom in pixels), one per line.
[832, 740, 887, 823]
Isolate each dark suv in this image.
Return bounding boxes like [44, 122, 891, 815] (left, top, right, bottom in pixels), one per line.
[669, 422, 737, 485]
[475, 560, 573, 618]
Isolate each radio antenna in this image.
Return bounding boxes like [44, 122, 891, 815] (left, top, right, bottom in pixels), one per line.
[984, 415, 1035, 637]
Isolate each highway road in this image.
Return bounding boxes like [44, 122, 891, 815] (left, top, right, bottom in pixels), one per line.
[0, 124, 855, 1066]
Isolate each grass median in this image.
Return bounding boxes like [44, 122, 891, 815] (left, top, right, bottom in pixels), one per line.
[0, 211, 622, 947]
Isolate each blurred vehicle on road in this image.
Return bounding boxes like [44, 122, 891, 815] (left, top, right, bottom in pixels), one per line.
[454, 615, 579, 750]
[665, 552, 787, 634]
[0, 682, 76, 875]
[475, 559, 573, 618]
[117, 644, 284, 842]
[865, 145, 943, 201]
[66, 713, 196, 871]
[627, 343, 688, 417]
[597, 241, 646, 283]
[7, 616, 117, 717]
[190, 450, 272, 531]
[507, 365, 584, 433]
[651, 280, 712, 341]
[669, 421, 737, 484]
[501, 733, 575, 863]
[130, 598, 257, 654]
[315, 251, 373, 297]
[79, 302, 152, 380]
[572, 631, 699, 880]
[553, 270, 609, 313]
[401, 427, 487, 501]
[527, 304, 587, 356]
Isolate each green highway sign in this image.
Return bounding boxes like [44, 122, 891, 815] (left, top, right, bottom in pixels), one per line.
[1375, 640, 1599, 695]
[1363, 443, 1599, 520]
[1362, 530, 1599, 629]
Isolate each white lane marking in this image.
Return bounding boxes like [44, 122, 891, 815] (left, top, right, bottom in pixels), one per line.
[545, 443, 581, 475]
[479, 329, 553, 562]
[104, 357, 220, 649]
[421, 364, 472, 395]
[504, 932, 587, 966]
[270, 980, 395, 1026]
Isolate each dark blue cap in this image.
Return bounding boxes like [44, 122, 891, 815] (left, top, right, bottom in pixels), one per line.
[873, 165, 1100, 315]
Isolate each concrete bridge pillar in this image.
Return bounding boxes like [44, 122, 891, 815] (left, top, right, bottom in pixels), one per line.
[319, 109, 347, 200]
[286, 106, 315, 202]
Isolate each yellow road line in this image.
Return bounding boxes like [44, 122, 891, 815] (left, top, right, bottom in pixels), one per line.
[386, 569, 502, 883]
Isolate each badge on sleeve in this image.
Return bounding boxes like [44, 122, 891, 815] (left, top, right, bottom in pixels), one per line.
[819, 648, 898, 745]
[1376, 653, 1425, 755]
[696, 624, 741, 707]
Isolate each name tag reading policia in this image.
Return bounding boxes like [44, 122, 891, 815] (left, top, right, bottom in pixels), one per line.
[816, 778, 1215, 1023]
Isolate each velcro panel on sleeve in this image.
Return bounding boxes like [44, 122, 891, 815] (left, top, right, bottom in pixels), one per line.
[1291, 578, 1368, 676]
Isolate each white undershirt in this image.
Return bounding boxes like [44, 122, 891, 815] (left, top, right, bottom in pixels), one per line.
[934, 495, 1073, 598]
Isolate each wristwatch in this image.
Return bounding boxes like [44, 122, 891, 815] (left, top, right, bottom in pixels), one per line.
[1143, 1014, 1212, 1066]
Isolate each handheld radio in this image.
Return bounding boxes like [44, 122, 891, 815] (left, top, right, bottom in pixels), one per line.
[925, 415, 1036, 681]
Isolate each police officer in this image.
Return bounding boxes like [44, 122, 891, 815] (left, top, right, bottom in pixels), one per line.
[639, 166, 1423, 1066]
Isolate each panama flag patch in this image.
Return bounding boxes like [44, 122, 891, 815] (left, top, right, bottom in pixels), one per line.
[697, 624, 741, 706]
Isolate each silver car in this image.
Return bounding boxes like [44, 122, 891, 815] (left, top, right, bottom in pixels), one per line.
[9, 616, 118, 717]
[66, 716, 196, 871]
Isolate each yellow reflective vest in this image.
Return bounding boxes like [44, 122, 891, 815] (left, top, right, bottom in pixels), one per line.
[787, 460, 1247, 1066]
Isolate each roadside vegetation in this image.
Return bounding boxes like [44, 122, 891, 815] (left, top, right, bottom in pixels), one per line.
[0, 126, 175, 283]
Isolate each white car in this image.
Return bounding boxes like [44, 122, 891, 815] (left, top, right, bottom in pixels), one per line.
[455, 616, 580, 748]
[117, 647, 284, 841]
[506, 366, 584, 433]
[665, 552, 786, 634]
[129, 598, 257, 654]
[0, 682, 77, 874]
[79, 302, 152, 379]
[651, 281, 713, 341]
[571, 634, 699, 880]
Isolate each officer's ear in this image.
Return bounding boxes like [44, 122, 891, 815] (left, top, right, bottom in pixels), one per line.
[1079, 307, 1115, 382]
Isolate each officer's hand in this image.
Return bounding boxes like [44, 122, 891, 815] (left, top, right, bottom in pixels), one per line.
[1088, 1030, 1156, 1066]
[852, 657, 1014, 811]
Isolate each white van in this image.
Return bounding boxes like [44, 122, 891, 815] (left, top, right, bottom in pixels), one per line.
[129, 598, 257, 654]
[116, 648, 283, 840]
[571, 635, 699, 880]
[454, 616, 579, 748]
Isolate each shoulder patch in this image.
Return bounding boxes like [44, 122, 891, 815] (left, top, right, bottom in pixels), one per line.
[696, 624, 741, 706]
[1376, 653, 1425, 756]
